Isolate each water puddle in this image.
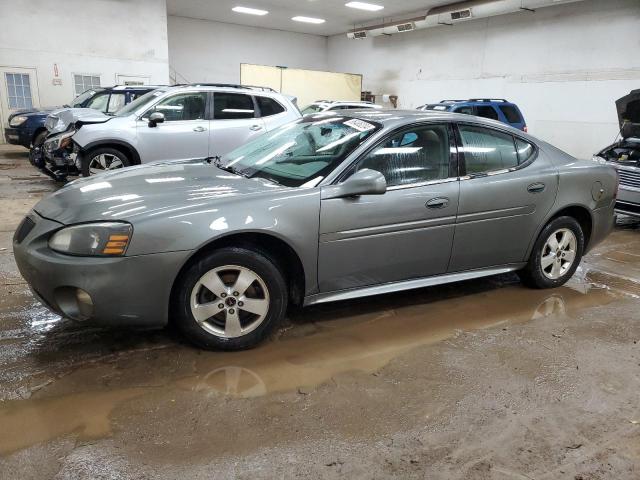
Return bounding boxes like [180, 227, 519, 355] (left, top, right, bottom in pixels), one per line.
[0, 282, 620, 455]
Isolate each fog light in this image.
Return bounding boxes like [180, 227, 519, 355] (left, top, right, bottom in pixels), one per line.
[54, 287, 94, 321]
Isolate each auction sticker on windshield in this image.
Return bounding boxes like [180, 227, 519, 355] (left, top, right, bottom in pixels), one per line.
[344, 119, 376, 132]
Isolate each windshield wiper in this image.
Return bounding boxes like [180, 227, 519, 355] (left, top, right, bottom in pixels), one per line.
[212, 157, 248, 178]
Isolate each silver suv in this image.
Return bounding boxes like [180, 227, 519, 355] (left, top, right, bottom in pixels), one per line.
[43, 84, 301, 176]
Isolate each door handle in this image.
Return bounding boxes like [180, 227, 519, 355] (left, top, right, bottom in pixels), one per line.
[193, 126, 206, 132]
[527, 182, 546, 193]
[250, 124, 263, 132]
[426, 197, 449, 209]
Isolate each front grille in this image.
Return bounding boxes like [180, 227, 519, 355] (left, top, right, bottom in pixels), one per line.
[13, 216, 35, 244]
[618, 168, 640, 189]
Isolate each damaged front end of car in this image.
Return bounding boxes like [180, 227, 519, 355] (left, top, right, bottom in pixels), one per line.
[30, 108, 112, 182]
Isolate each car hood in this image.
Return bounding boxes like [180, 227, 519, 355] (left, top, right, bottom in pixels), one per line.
[33, 160, 286, 225]
[616, 89, 640, 138]
[8, 106, 61, 120]
[45, 108, 111, 133]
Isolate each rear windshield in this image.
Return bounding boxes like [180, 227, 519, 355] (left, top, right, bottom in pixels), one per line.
[499, 105, 523, 123]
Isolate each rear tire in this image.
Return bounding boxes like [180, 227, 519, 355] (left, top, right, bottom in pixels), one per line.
[81, 147, 130, 177]
[518, 216, 584, 289]
[173, 247, 288, 350]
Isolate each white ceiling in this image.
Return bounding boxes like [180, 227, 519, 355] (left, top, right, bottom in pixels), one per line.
[166, 0, 454, 36]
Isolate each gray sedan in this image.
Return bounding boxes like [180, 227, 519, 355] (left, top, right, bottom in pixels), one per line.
[13, 111, 618, 350]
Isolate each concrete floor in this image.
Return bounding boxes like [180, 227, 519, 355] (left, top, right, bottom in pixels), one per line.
[1, 144, 640, 479]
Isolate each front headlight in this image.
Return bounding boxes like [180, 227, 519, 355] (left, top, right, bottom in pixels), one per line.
[9, 115, 28, 127]
[44, 130, 75, 152]
[49, 222, 133, 256]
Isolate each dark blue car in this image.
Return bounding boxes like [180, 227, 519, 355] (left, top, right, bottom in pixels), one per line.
[417, 98, 527, 132]
[4, 85, 159, 149]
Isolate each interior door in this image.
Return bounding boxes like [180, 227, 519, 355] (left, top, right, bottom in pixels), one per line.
[448, 123, 558, 272]
[135, 91, 209, 162]
[0, 67, 40, 143]
[318, 123, 460, 292]
[209, 92, 265, 157]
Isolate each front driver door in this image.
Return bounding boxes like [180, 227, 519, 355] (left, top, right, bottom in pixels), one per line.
[318, 123, 460, 292]
[136, 91, 210, 162]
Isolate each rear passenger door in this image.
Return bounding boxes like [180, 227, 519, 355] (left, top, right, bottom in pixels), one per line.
[210, 92, 265, 157]
[255, 95, 289, 132]
[448, 123, 558, 272]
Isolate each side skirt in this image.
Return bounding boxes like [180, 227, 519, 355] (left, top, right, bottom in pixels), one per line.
[303, 264, 526, 306]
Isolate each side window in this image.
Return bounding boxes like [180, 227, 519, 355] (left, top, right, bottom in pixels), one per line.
[85, 92, 109, 112]
[515, 138, 535, 163]
[499, 105, 522, 124]
[459, 125, 518, 175]
[256, 96, 285, 117]
[356, 124, 451, 187]
[106, 93, 126, 113]
[146, 92, 207, 121]
[453, 106, 474, 115]
[475, 106, 499, 120]
[214, 93, 255, 120]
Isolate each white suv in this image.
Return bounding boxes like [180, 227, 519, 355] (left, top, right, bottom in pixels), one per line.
[301, 100, 383, 115]
[44, 84, 301, 176]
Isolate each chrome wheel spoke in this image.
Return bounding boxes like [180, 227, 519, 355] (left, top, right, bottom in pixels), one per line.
[232, 269, 256, 296]
[224, 309, 242, 337]
[98, 154, 108, 169]
[564, 249, 576, 264]
[558, 231, 570, 249]
[551, 259, 562, 278]
[201, 270, 228, 297]
[547, 234, 559, 251]
[192, 302, 224, 323]
[108, 158, 123, 169]
[239, 297, 268, 316]
[541, 253, 555, 270]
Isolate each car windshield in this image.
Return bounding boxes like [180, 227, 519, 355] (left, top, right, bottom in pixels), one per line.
[219, 116, 381, 187]
[70, 88, 105, 107]
[114, 89, 165, 117]
[300, 104, 325, 115]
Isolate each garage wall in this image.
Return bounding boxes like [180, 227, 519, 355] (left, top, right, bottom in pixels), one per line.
[167, 16, 328, 87]
[0, 0, 170, 108]
[327, 0, 640, 159]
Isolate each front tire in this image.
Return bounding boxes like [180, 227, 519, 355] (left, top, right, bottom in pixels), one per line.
[173, 247, 288, 350]
[81, 147, 130, 177]
[519, 216, 584, 289]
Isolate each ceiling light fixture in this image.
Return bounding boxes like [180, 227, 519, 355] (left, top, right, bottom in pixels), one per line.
[291, 16, 326, 24]
[345, 2, 384, 11]
[232, 6, 269, 15]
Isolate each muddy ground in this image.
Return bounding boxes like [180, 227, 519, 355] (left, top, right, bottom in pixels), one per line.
[1, 144, 639, 479]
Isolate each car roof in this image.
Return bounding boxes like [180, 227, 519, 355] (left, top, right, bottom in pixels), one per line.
[432, 99, 518, 106]
[167, 83, 280, 95]
[102, 85, 164, 91]
[316, 109, 530, 136]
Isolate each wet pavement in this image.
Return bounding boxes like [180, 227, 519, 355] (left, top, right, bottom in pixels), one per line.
[1, 144, 640, 479]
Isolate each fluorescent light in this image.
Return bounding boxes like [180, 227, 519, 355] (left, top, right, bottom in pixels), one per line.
[292, 16, 326, 24]
[232, 6, 269, 15]
[345, 2, 384, 11]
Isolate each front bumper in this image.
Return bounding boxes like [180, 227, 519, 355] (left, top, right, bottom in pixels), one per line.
[13, 212, 191, 327]
[4, 127, 30, 148]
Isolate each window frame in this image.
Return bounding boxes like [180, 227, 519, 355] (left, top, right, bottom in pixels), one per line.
[212, 91, 259, 121]
[453, 122, 538, 179]
[73, 73, 101, 98]
[254, 95, 286, 118]
[139, 91, 211, 122]
[335, 121, 460, 190]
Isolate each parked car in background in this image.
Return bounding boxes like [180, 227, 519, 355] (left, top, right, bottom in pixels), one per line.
[38, 84, 301, 180]
[594, 89, 640, 217]
[301, 100, 383, 115]
[14, 110, 617, 350]
[417, 99, 527, 132]
[4, 85, 159, 150]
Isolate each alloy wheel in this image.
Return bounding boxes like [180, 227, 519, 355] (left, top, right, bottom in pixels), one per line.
[88, 153, 124, 175]
[190, 265, 270, 338]
[540, 228, 577, 280]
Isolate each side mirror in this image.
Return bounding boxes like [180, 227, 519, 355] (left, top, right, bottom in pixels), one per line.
[321, 168, 387, 200]
[148, 111, 165, 127]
